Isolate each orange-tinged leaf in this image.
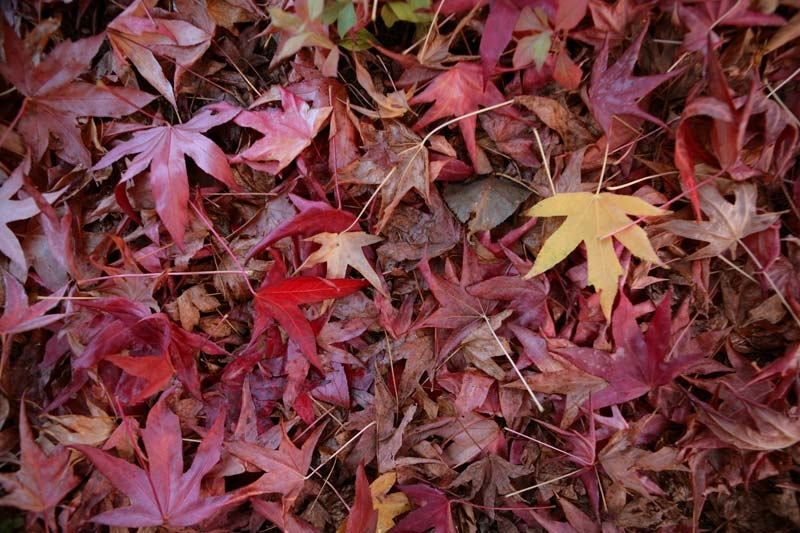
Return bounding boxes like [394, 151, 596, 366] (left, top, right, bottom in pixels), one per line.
[524, 191, 667, 319]
[304, 231, 384, 294]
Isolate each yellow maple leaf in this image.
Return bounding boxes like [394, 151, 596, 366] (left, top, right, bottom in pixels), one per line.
[304, 231, 385, 294]
[524, 191, 667, 319]
[371, 472, 411, 533]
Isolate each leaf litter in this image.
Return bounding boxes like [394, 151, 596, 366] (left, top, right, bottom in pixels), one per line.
[0, 1, 799, 532]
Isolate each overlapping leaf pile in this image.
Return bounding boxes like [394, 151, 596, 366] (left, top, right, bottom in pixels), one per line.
[1, 0, 799, 531]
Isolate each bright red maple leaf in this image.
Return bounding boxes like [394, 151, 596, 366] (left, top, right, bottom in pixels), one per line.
[0, 19, 156, 166]
[90, 102, 241, 245]
[231, 86, 332, 174]
[246, 194, 357, 261]
[410, 62, 507, 170]
[588, 24, 679, 134]
[0, 401, 80, 529]
[73, 392, 230, 528]
[254, 273, 367, 369]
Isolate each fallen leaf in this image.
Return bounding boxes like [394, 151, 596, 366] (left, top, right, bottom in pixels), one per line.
[448, 454, 531, 517]
[588, 24, 679, 134]
[443, 176, 531, 234]
[90, 102, 241, 245]
[524, 191, 667, 319]
[691, 389, 800, 452]
[73, 392, 230, 527]
[254, 275, 368, 369]
[107, 0, 214, 108]
[303, 231, 385, 294]
[225, 424, 325, 503]
[0, 401, 80, 528]
[0, 157, 62, 275]
[232, 86, 332, 173]
[370, 472, 411, 533]
[0, 19, 156, 165]
[410, 62, 506, 171]
[662, 182, 780, 260]
[340, 462, 379, 533]
[393, 484, 455, 533]
[338, 120, 431, 232]
[0, 271, 65, 336]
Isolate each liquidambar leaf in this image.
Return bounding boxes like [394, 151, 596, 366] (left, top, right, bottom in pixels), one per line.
[524, 191, 667, 319]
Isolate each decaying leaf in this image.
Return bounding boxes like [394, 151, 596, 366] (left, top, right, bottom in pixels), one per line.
[659, 182, 779, 260]
[443, 176, 531, 234]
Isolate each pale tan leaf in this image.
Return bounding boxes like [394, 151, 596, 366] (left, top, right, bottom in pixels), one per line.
[304, 231, 385, 294]
[659, 182, 779, 260]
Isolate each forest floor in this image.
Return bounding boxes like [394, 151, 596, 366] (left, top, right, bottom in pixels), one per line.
[1, 0, 800, 531]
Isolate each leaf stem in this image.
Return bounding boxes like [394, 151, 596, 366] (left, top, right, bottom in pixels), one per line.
[483, 314, 544, 412]
[304, 420, 376, 480]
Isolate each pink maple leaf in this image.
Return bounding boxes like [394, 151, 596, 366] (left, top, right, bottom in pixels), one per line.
[231, 87, 332, 174]
[90, 103, 241, 245]
[73, 392, 230, 528]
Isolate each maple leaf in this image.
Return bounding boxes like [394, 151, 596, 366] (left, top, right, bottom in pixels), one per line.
[90, 102, 241, 245]
[254, 276, 368, 369]
[246, 194, 357, 260]
[351, 52, 411, 119]
[448, 454, 531, 518]
[231, 86, 332, 174]
[0, 271, 66, 335]
[393, 484, 455, 533]
[553, 291, 706, 409]
[104, 352, 175, 404]
[409, 62, 506, 170]
[674, 51, 759, 218]
[303, 231, 385, 294]
[588, 24, 679, 134]
[674, 0, 784, 54]
[370, 472, 411, 533]
[659, 182, 779, 260]
[266, 0, 336, 68]
[73, 392, 230, 528]
[573, 0, 655, 47]
[107, 0, 214, 108]
[0, 401, 81, 528]
[689, 385, 800, 452]
[338, 120, 430, 233]
[225, 424, 325, 505]
[0, 20, 156, 166]
[340, 462, 379, 533]
[524, 191, 667, 319]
